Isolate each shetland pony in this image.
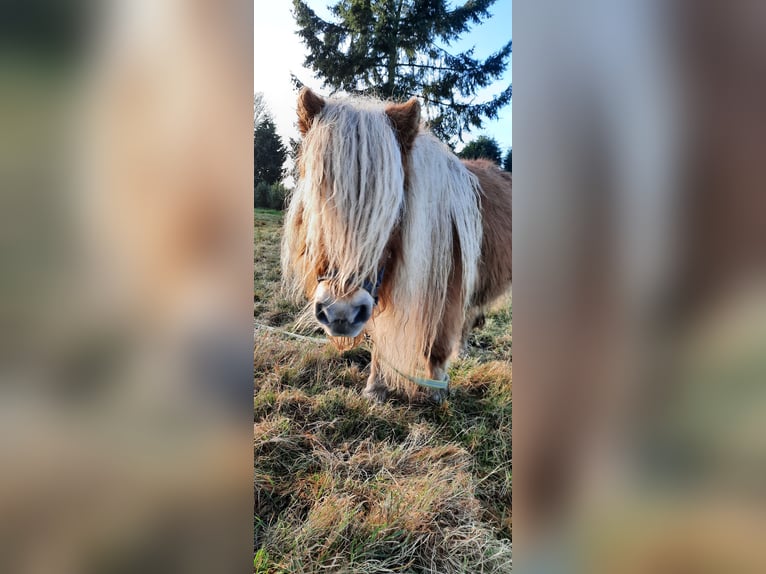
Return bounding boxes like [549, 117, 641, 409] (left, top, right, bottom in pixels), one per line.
[282, 88, 512, 403]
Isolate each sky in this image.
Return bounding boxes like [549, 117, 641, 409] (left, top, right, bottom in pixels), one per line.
[254, 0, 512, 154]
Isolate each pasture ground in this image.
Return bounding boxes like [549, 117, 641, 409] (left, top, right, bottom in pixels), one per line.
[254, 209, 512, 573]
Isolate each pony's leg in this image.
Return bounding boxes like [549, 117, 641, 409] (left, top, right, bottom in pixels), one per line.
[426, 361, 450, 405]
[363, 351, 388, 404]
[460, 306, 486, 354]
[427, 325, 462, 404]
[426, 274, 470, 403]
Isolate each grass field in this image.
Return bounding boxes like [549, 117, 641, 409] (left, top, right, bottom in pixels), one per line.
[254, 209, 512, 573]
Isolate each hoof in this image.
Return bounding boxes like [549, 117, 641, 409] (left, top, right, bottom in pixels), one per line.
[428, 375, 450, 405]
[363, 385, 388, 404]
[429, 388, 449, 405]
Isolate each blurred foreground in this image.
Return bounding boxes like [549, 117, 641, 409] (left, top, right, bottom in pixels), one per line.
[515, 1, 766, 572]
[0, 2, 253, 572]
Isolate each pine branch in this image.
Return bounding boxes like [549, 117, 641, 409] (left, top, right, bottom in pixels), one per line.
[292, 0, 511, 143]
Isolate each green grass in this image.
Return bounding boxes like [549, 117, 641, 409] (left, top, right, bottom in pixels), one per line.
[254, 208, 512, 573]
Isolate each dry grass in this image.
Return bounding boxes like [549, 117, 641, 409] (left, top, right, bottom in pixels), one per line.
[254, 209, 512, 573]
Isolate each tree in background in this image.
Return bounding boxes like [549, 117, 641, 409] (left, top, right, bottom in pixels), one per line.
[255, 181, 289, 210]
[254, 92, 268, 132]
[458, 135, 502, 164]
[254, 116, 287, 187]
[503, 148, 511, 172]
[293, 0, 511, 144]
[254, 99, 288, 210]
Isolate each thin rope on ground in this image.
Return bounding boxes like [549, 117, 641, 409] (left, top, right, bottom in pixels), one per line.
[254, 320, 329, 343]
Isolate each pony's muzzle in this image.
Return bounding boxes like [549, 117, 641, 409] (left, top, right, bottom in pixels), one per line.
[313, 283, 373, 338]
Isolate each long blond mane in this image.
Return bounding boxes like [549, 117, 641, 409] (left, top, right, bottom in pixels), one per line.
[282, 96, 483, 380]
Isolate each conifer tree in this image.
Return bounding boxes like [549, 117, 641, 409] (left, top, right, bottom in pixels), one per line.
[254, 92, 268, 131]
[254, 116, 287, 186]
[292, 0, 511, 143]
[503, 147, 511, 172]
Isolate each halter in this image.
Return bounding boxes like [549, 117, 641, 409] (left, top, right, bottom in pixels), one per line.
[317, 266, 386, 305]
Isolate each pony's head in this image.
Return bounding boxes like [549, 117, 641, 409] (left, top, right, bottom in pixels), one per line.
[282, 88, 420, 339]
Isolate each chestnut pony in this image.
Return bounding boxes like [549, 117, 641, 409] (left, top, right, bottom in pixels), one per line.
[282, 88, 511, 403]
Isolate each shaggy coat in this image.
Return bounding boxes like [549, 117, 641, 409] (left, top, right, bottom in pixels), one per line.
[282, 88, 512, 400]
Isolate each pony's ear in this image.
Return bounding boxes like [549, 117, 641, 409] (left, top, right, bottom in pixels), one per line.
[297, 87, 325, 136]
[385, 98, 421, 152]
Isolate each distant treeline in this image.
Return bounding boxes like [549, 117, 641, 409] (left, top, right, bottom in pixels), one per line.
[254, 181, 288, 211]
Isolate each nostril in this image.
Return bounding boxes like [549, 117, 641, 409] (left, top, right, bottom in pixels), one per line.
[352, 303, 372, 325]
[315, 302, 330, 325]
